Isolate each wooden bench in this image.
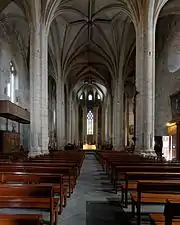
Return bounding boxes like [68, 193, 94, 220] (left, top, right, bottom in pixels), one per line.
[150, 200, 180, 225]
[121, 172, 180, 207]
[0, 172, 66, 214]
[0, 162, 78, 189]
[0, 214, 43, 225]
[131, 181, 180, 225]
[0, 184, 58, 225]
[113, 166, 180, 193]
[0, 166, 74, 197]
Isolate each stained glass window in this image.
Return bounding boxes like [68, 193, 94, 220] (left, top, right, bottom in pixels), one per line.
[97, 94, 101, 99]
[87, 110, 93, 135]
[6, 61, 16, 103]
[80, 94, 83, 100]
[88, 94, 92, 100]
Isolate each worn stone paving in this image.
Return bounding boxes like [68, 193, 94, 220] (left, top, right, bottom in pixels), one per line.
[59, 153, 165, 225]
[59, 153, 123, 225]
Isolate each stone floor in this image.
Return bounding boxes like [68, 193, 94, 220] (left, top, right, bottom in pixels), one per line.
[59, 153, 123, 225]
[59, 153, 165, 225]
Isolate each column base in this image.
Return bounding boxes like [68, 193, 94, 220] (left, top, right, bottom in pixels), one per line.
[28, 147, 42, 158]
[135, 149, 157, 157]
[41, 149, 49, 155]
[28, 151, 39, 158]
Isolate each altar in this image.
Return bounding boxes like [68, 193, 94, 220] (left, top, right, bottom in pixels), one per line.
[82, 144, 96, 150]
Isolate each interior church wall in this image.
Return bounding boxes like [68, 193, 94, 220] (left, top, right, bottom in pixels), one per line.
[0, 37, 30, 150]
[155, 15, 180, 136]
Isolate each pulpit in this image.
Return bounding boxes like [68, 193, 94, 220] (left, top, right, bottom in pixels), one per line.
[0, 131, 20, 153]
[0, 100, 30, 153]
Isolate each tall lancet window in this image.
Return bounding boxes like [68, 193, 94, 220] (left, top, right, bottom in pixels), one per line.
[88, 94, 92, 100]
[6, 61, 17, 103]
[87, 110, 93, 135]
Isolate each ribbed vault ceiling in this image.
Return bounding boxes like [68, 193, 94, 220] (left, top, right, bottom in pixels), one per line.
[49, 0, 134, 94]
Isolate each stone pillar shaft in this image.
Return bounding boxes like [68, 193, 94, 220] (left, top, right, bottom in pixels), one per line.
[95, 107, 99, 145]
[108, 99, 112, 143]
[113, 78, 124, 150]
[71, 102, 76, 143]
[68, 101, 72, 143]
[101, 107, 105, 143]
[105, 107, 108, 142]
[56, 78, 65, 149]
[82, 107, 87, 143]
[75, 105, 79, 144]
[135, 21, 155, 152]
[29, 24, 48, 156]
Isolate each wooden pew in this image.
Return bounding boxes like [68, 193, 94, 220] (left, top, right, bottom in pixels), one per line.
[150, 200, 180, 225]
[0, 162, 79, 182]
[113, 166, 180, 193]
[0, 172, 65, 214]
[0, 214, 43, 225]
[121, 172, 180, 207]
[0, 166, 74, 197]
[131, 181, 180, 225]
[0, 150, 84, 221]
[0, 184, 58, 225]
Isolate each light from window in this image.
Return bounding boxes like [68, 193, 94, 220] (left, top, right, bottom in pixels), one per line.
[11, 72, 15, 102]
[11, 66, 15, 72]
[88, 94, 92, 100]
[97, 94, 101, 99]
[87, 110, 93, 135]
[6, 61, 16, 103]
[53, 109, 56, 125]
[80, 95, 83, 100]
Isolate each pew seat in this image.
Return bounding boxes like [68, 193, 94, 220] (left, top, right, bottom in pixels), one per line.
[131, 181, 180, 225]
[0, 214, 43, 225]
[150, 213, 180, 223]
[0, 184, 59, 225]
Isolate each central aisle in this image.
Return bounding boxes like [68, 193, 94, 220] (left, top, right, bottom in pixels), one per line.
[59, 153, 122, 225]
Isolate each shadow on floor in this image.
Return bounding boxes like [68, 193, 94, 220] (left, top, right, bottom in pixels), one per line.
[86, 200, 132, 225]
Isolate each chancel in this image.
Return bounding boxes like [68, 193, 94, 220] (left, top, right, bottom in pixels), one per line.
[1, 0, 180, 225]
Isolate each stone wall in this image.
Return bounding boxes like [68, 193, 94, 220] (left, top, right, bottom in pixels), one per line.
[155, 15, 180, 136]
[0, 37, 29, 150]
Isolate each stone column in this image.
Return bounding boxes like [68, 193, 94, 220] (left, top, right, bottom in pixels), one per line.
[101, 106, 105, 143]
[124, 94, 128, 146]
[82, 107, 87, 143]
[108, 98, 112, 143]
[93, 107, 98, 145]
[71, 101, 76, 143]
[135, 18, 156, 154]
[105, 107, 108, 142]
[113, 78, 124, 150]
[56, 77, 65, 149]
[29, 22, 48, 157]
[74, 104, 79, 144]
[96, 107, 99, 145]
[67, 100, 72, 143]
